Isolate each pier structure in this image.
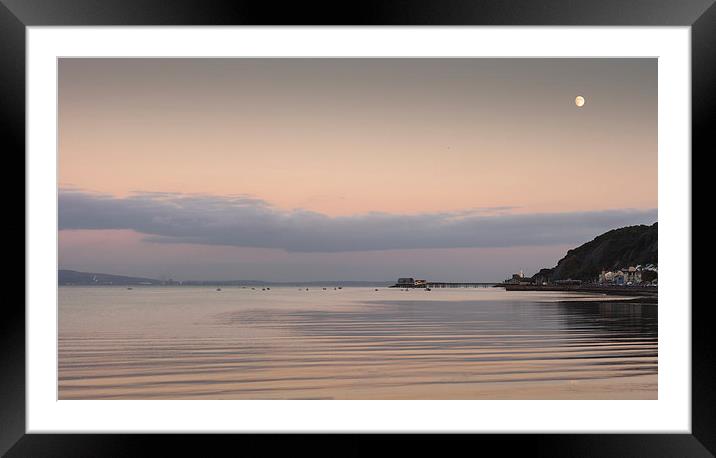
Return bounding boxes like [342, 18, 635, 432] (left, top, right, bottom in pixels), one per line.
[391, 280, 497, 288]
[391, 277, 497, 288]
[425, 282, 496, 288]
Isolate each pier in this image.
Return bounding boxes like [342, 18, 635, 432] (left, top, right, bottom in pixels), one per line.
[391, 277, 497, 288]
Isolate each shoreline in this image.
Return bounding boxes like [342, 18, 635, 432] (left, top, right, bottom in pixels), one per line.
[502, 284, 657, 300]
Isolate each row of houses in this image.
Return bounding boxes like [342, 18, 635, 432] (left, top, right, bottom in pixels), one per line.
[598, 264, 657, 286]
[503, 264, 658, 287]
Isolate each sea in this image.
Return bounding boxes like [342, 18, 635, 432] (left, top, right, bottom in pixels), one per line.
[58, 286, 657, 400]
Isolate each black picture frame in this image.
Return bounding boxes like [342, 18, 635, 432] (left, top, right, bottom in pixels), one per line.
[4, 1, 710, 455]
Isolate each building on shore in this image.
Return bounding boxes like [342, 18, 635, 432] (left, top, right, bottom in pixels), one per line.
[394, 278, 428, 288]
[503, 271, 535, 285]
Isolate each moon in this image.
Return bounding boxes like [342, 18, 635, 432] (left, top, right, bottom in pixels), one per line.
[575, 95, 585, 107]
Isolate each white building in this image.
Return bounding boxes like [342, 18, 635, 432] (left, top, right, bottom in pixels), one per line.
[599, 266, 644, 285]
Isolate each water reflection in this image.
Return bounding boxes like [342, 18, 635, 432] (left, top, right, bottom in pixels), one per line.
[59, 288, 657, 399]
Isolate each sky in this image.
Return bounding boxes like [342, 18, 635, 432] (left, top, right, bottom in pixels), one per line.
[58, 58, 657, 282]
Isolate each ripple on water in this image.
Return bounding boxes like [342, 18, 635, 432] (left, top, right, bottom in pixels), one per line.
[59, 287, 657, 399]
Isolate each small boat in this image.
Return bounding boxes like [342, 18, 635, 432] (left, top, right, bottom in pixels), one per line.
[374, 288, 379, 291]
[127, 287, 133, 290]
[216, 288, 222, 291]
[425, 288, 432, 291]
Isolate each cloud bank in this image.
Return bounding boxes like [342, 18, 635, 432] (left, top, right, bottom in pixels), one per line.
[59, 190, 657, 253]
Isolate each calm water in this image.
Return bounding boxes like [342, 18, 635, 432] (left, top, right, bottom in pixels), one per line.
[58, 287, 657, 399]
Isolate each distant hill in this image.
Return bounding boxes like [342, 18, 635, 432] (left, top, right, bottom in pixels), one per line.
[531, 223, 657, 282]
[58, 269, 391, 287]
[59, 270, 162, 285]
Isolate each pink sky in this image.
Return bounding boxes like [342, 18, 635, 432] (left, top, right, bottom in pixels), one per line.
[58, 58, 657, 281]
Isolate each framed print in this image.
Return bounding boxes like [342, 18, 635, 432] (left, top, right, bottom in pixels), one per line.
[4, 0, 711, 455]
